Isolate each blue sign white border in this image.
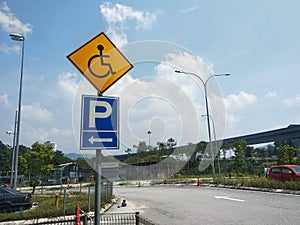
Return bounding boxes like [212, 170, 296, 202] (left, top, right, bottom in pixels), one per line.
[80, 94, 119, 150]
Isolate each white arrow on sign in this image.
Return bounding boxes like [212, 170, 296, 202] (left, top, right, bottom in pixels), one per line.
[88, 136, 113, 144]
[215, 196, 245, 202]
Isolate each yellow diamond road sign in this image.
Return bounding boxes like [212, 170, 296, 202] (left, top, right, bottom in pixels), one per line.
[67, 32, 133, 94]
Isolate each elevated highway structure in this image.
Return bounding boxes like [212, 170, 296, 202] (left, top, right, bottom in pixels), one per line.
[222, 124, 300, 148]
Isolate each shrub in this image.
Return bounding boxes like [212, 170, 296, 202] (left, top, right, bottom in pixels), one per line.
[0, 191, 114, 222]
[217, 176, 300, 191]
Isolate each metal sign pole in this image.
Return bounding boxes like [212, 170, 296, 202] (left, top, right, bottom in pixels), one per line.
[94, 91, 102, 225]
[94, 149, 101, 225]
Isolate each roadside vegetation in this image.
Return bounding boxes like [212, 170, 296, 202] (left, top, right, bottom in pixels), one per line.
[0, 189, 114, 223]
[215, 176, 300, 190]
[123, 138, 300, 178]
[0, 141, 94, 187]
[0, 136, 300, 221]
[1, 137, 298, 189]
[154, 175, 300, 191]
[131, 137, 300, 192]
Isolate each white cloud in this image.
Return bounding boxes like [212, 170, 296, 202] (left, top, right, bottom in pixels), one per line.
[157, 51, 213, 77]
[100, 2, 156, 30]
[104, 50, 224, 146]
[154, 50, 214, 106]
[224, 91, 257, 112]
[57, 72, 79, 100]
[21, 125, 76, 152]
[282, 93, 300, 107]
[115, 76, 203, 148]
[179, 7, 200, 14]
[22, 103, 53, 122]
[0, 43, 20, 54]
[0, 2, 33, 34]
[0, 94, 9, 106]
[265, 91, 277, 98]
[100, 2, 157, 46]
[223, 91, 257, 129]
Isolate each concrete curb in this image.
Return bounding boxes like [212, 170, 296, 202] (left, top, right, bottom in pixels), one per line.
[206, 183, 300, 195]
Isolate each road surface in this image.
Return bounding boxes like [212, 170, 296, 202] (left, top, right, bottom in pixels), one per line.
[108, 185, 300, 225]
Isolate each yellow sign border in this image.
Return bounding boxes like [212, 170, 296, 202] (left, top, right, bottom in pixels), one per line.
[67, 32, 133, 94]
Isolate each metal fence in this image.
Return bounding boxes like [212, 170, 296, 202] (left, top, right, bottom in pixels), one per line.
[100, 212, 159, 225]
[101, 182, 113, 203]
[29, 212, 159, 225]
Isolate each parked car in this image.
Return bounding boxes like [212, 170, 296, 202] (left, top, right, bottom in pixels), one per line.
[0, 186, 32, 213]
[268, 165, 300, 182]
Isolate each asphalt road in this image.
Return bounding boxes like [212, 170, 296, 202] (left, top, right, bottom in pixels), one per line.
[109, 185, 300, 225]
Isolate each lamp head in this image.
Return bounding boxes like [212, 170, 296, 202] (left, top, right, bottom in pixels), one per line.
[9, 33, 24, 41]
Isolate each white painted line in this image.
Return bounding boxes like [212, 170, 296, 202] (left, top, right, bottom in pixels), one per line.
[215, 196, 245, 202]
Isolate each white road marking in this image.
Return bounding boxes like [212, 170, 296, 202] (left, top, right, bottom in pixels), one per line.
[215, 196, 245, 202]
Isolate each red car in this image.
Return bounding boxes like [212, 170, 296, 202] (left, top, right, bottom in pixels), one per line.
[268, 165, 300, 182]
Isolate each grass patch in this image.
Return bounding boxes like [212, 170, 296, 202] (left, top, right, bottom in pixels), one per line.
[0, 191, 114, 222]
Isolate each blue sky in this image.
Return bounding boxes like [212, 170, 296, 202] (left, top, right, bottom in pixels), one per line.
[1, 0, 300, 154]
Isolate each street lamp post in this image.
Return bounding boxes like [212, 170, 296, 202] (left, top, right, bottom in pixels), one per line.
[10, 33, 25, 189]
[202, 114, 221, 175]
[175, 70, 230, 182]
[6, 111, 18, 187]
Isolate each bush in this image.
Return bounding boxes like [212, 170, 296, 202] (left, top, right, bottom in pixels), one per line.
[0, 191, 114, 222]
[217, 176, 300, 190]
[285, 181, 300, 191]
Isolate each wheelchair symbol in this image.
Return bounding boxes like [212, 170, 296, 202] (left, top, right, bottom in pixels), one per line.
[88, 45, 116, 78]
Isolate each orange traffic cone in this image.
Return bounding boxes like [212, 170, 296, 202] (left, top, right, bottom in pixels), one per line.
[197, 178, 200, 188]
[74, 203, 81, 225]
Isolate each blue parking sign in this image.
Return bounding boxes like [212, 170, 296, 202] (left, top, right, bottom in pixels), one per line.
[80, 95, 119, 150]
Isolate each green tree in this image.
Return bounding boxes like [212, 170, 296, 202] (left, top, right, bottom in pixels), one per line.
[0, 141, 12, 173]
[232, 140, 246, 176]
[180, 141, 207, 175]
[266, 144, 276, 158]
[221, 142, 231, 161]
[18, 145, 32, 178]
[157, 142, 167, 151]
[220, 142, 231, 174]
[296, 151, 300, 165]
[18, 155, 29, 178]
[155, 138, 177, 159]
[195, 141, 207, 159]
[53, 150, 73, 165]
[276, 145, 296, 165]
[75, 157, 92, 170]
[125, 148, 132, 154]
[124, 156, 142, 165]
[166, 138, 177, 150]
[245, 146, 254, 158]
[143, 154, 159, 163]
[27, 142, 55, 180]
[134, 141, 148, 153]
